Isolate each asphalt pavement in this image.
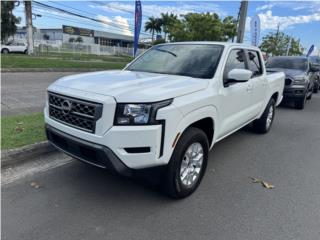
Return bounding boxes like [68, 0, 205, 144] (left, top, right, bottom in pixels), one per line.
[2, 94, 320, 240]
[1, 72, 77, 116]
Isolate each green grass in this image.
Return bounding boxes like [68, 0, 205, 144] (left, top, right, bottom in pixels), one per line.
[1, 54, 131, 69]
[1, 113, 46, 150]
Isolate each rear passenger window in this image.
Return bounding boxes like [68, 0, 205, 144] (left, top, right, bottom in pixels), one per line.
[248, 51, 263, 77]
[223, 49, 246, 83]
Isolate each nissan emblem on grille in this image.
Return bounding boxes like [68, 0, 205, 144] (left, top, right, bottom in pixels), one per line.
[48, 92, 103, 133]
[61, 100, 72, 115]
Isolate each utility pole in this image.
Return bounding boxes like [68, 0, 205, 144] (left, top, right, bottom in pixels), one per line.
[275, 23, 281, 55]
[232, 5, 241, 42]
[286, 36, 292, 56]
[236, 0, 249, 43]
[24, 1, 34, 55]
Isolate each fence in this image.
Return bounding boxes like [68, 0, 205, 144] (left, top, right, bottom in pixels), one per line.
[34, 42, 147, 57]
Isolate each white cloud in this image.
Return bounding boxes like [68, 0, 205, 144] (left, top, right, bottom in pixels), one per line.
[256, 1, 320, 13]
[96, 15, 132, 36]
[90, 2, 226, 18]
[256, 3, 275, 12]
[257, 10, 320, 31]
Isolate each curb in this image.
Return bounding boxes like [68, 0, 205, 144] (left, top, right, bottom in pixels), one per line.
[2, 68, 107, 73]
[1, 141, 57, 168]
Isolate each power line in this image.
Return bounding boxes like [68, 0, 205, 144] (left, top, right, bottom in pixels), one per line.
[47, 1, 152, 36]
[33, 1, 134, 33]
[33, 1, 152, 36]
[89, 1, 153, 18]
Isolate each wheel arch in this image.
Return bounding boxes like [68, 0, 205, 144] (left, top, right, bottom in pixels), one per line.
[174, 106, 217, 150]
[1, 48, 9, 53]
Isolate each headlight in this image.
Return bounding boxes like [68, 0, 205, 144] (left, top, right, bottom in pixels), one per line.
[293, 77, 306, 84]
[114, 99, 173, 125]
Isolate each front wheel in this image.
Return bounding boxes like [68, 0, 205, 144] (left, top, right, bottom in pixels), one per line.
[164, 127, 209, 199]
[295, 94, 307, 110]
[253, 98, 276, 134]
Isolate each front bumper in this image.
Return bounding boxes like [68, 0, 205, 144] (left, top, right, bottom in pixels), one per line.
[46, 124, 133, 176]
[283, 85, 307, 99]
[45, 106, 165, 170]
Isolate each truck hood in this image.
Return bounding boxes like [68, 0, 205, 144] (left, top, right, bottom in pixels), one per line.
[51, 70, 208, 102]
[267, 68, 306, 79]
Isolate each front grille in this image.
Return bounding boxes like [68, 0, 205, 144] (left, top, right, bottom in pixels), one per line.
[48, 92, 103, 133]
[285, 78, 293, 86]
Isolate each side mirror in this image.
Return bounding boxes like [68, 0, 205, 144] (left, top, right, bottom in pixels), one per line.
[226, 69, 253, 84]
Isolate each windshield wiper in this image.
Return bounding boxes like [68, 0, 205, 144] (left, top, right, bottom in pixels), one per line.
[155, 48, 177, 57]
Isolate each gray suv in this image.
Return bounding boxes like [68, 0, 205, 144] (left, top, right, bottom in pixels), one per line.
[266, 56, 318, 109]
[310, 56, 320, 93]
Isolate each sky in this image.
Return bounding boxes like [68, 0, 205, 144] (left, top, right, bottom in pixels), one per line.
[13, 0, 320, 55]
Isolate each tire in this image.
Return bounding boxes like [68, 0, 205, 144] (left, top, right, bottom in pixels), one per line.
[253, 98, 276, 134]
[164, 127, 209, 199]
[294, 94, 307, 110]
[2, 48, 9, 54]
[24, 49, 27, 54]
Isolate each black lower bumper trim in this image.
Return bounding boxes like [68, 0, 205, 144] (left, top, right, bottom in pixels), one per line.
[46, 124, 132, 177]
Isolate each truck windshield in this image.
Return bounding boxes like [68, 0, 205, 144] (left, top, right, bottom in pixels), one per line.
[127, 44, 224, 79]
[266, 58, 308, 71]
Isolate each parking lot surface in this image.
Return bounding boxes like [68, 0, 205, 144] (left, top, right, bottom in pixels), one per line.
[2, 94, 320, 240]
[1, 72, 76, 116]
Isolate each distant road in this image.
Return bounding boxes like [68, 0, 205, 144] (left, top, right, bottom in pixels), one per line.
[1, 72, 77, 116]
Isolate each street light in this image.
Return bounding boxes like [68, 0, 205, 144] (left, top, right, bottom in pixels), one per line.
[32, 13, 42, 19]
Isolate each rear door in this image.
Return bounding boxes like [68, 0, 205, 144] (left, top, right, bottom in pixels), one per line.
[246, 50, 267, 116]
[218, 48, 255, 139]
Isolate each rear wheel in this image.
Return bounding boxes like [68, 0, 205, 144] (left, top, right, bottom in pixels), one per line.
[2, 48, 9, 54]
[253, 98, 276, 134]
[164, 127, 209, 199]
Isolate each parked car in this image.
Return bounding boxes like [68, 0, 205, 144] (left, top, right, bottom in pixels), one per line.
[45, 42, 285, 198]
[1, 42, 27, 54]
[310, 56, 320, 93]
[266, 56, 318, 109]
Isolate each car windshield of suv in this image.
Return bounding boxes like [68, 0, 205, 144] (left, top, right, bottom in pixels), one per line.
[266, 58, 308, 70]
[310, 56, 320, 64]
[126, 44, 224, 79]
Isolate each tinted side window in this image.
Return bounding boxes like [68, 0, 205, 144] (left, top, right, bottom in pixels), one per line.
[248, 50, 262, 76]
[223, 49, 246, 82]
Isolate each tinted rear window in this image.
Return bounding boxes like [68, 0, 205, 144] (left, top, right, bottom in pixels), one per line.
[266, 58, 308, 70]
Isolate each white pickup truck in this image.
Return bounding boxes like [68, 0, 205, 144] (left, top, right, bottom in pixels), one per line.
[45, 42, 285, 198]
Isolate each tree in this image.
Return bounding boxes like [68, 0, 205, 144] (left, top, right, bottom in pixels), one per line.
[68, 37, 75, 43]
[166, 13, 237, 42]
[260, 31, 303, 56]
[1, 1, 21, 43]
[145, 17, 162, 42]
[75, 36, 83, 43]
[160, 13, 178, 41]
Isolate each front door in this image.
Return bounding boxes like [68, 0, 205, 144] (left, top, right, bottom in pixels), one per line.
[218, 49, 254, 139]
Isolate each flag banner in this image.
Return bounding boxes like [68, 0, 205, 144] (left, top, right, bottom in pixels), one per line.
[306, 45, 314, 57]
[134, 0, 142, 58]
[250, 15, 261, 47]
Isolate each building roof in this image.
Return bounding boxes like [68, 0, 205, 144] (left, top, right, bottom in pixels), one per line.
[94, 30, 133, 41]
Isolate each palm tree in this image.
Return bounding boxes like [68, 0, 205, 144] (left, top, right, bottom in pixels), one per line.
[161, 13, 178, 41]
[145, 17, 162, 42]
